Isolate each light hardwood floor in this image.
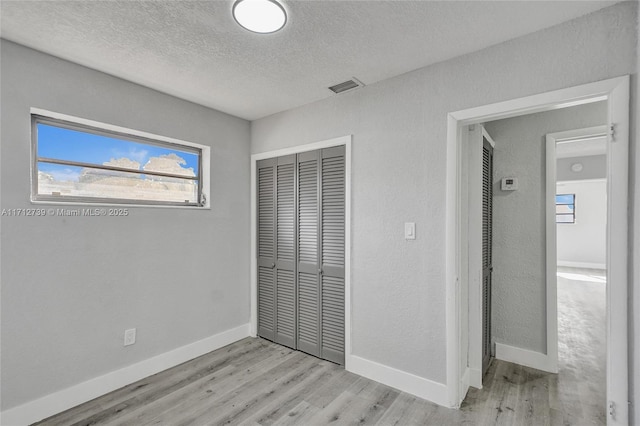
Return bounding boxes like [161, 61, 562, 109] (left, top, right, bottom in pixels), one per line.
[35, 268, 605, 426]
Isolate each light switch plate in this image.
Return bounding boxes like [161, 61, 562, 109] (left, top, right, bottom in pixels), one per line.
[405, 222, 416, 240]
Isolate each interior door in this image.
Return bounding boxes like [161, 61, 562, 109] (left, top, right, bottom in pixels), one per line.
[320, 146, 346, 365]
[481, 137, 494, 376]
[257, 158, 276, 341]
[275, 154, 297, 349]
[258, 147, 345, 365]
[297, 149, 321, 357]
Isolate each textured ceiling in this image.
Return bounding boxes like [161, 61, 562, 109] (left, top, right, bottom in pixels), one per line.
[0, 1, 619, 120]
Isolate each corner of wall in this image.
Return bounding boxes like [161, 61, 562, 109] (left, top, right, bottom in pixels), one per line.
[346, 354, 450, 408]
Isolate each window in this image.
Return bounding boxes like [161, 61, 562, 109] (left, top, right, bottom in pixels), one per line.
[32, 113, 208, 207]
[555, 194, 575, 223]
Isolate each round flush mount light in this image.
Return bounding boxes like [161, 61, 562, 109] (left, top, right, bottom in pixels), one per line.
[232, 0, 287, 34]
[571, 162, 584, 172]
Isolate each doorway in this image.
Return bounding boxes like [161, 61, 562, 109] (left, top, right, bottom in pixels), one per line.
[445, 76, 629, 425]
[550, 126, 609, 421]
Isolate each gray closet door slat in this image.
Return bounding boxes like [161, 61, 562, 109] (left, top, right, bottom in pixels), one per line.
[297, 151, 321, 357]
[320, 146, 345, 365]
[257, 159, 276, 341]
[275, 156, 296, 349]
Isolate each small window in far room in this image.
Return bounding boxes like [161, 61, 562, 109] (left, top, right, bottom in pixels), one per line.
[556, 194, 575, 224]
[32, 114, 208, 207]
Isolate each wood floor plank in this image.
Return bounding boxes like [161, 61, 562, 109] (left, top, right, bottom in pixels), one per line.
[170, 351, 316, 425]
[242, 360, 340, 425]
[420, 404, 463, 425]
[303, 367, 360, 410]
[302, 376, 370, 424]
[493, 363, 523, 426]
[109, 341, 285, 426]
[374, 391, 425, 425]
[208, 357, 333, 426]
[269, 401, 320, 426]
[148, 347, 302, 425]
[329, 381, 399, 425]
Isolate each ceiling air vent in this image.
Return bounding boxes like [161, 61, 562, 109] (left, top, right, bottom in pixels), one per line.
[328, 78, 364, 94]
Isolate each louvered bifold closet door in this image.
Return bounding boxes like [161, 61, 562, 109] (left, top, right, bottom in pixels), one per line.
[297, 150, 321, 357]
[257, 158, 276, 341]
[275, 154, 297, 349]
[319, 146, 346, 365]
[481, 138, 494, 376]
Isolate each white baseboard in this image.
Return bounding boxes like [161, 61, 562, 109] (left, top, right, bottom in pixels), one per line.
[495, 342, 557, 373]
[1, 323, 250, 426]
[461, 367, 470, 391]
[557, 260, 606, 270]
[468, 367, 483, 389]
[347, 355, 450, 407]
[459, 367, 470, 405]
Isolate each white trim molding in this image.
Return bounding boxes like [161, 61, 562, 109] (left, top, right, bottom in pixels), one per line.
[557, 260, 607, 270]
[0, 324, 250, 426]
[348, 355, 449, 407]
[495, 343, 557, 373]
[249, 135, 352, 368]
[445, 76, 629, 425]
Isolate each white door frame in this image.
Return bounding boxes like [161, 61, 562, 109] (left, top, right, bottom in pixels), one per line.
[249, 135, 352, 369]
[445, 76, 629, 425]
[459, 124, 496, 393]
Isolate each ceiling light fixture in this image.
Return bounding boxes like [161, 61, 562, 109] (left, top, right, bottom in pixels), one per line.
[232, 0, 287, 34]
[571, 163, 584, 172]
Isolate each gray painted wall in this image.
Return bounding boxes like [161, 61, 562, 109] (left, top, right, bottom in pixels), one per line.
[251, 2, 636, 385]
[557, 154, 606, 181]
[0, 40, 251, 410]
[484, 102, 606, 353]
[556, 180, 607, 266]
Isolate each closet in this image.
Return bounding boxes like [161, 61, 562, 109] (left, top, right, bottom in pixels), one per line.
[256, 146, 345, 365]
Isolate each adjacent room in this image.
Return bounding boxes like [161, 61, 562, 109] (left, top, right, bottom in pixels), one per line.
[1, 1, 638, 425]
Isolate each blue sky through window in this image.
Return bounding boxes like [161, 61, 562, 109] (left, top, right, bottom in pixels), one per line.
[555, 194, 575, 223]
[555, 194, 574, 205]
[37, 123, 199, 177]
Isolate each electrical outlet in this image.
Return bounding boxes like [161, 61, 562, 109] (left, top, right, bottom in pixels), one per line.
[124, 328, 136, 346]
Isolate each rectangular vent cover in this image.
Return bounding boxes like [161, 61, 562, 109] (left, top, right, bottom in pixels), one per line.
[328, 78, 363, 94]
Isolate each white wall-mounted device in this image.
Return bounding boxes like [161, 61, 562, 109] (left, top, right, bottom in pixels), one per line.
[501, 177, 518, 191]
[405, 222, 416, 240]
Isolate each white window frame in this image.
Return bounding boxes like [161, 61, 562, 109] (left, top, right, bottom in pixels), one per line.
[30, 108, 210, 209]
[555, 193, 576, 224]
